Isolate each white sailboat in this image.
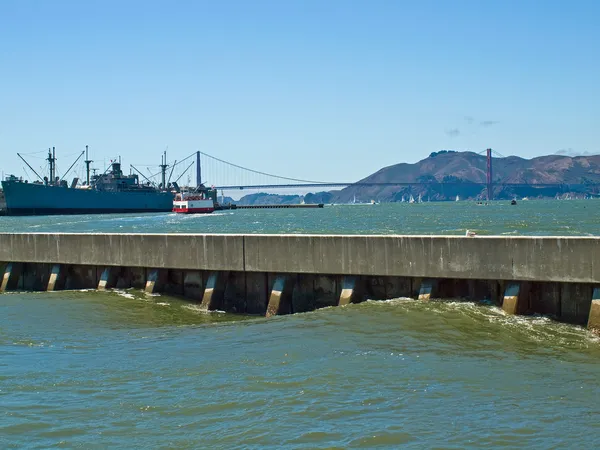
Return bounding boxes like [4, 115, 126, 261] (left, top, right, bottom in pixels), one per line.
[409, 194, 415, 204]
[417, 193, 422, 203]
[455, 195, 460, 202]
[345, 194, 373, 206]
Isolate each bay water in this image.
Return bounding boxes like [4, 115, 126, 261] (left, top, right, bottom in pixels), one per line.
[1, 201, 599, 448]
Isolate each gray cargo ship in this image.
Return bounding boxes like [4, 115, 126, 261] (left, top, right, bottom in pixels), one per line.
[2, 147, 175, 216]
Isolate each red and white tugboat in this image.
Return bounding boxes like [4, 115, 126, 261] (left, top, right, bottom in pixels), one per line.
[173, 186, 217, 214]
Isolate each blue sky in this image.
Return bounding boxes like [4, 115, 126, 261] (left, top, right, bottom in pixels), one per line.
[1, 0, 598, 185]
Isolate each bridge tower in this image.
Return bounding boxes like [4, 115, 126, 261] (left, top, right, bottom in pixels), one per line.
[486, 148, 493, 201]
[196, 151, 201, 187]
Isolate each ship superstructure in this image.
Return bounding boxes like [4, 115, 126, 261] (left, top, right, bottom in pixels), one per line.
[2, 147, 175, 215]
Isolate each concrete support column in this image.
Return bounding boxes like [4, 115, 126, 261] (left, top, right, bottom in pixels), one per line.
[183, 271, 204, 301]
[339, 276, 358, 306]
[145, 269, 167, 294]
[587, 287, 600, 333]
[266, 275, 292, 317]
[129, 268, 147, 289]
[0, 262, 22, 292]
[418, 279, 436, 300]
[245, 272, 268, 315]
[502, 282, 520, 315]
[47, 264, 66, 291]
[65, 265, 97, 290]
[560, 283, 593, 325]
[98, 267, 118, 291]
[200, 271, 228, 311]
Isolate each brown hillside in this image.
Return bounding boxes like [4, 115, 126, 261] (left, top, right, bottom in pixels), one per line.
[335, 151, 600, 202]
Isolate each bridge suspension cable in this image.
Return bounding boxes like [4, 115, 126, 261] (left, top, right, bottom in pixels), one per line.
[198, 151, 331, 186]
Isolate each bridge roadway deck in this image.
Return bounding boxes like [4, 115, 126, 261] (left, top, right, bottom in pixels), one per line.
[213, 181, 600, 190]
[1, 233, 599, 330]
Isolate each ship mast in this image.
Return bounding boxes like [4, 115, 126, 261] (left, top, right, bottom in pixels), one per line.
[47, 147, 56, 185]
[84, 145, 93, 185]
[160, 150, 168, 190]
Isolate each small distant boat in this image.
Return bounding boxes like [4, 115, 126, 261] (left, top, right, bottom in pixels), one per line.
[510, 199, 517, 205]
[409, 194, 415, 204]
[455, 195, 460, 202]
[417, 194, 422, 203]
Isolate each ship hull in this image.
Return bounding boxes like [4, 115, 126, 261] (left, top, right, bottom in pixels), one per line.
[1, 181, 174, 216]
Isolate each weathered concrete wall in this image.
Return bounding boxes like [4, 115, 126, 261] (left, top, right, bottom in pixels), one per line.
[1, 233, 600, 283]
[0, 233, 244, 272]
[243, 234, 600, 282]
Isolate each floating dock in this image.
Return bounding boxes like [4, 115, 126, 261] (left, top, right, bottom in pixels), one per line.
[1, 233, 599, 331]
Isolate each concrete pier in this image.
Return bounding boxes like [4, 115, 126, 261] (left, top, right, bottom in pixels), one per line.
[1, 233, 600, 331]
[502, 283, 521, 315]
[200, 271, 228, 311]
[266, 275, 292, 317]
[587, 288, 600, 333]
[1, 262, 22, 292]
[47, 264, 66, 291]
[339, 276, 358, 306]
[418, 279, 435, 301]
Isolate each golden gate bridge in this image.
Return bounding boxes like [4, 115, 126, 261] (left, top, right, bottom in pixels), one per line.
[146, 148, 600, 201]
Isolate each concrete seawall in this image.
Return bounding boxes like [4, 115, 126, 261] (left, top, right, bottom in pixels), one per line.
[1, 233, 599, 330]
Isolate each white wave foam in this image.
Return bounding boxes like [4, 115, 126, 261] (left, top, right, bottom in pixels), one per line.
[181, 304, 225, 314]
[114, 290, 135, 300]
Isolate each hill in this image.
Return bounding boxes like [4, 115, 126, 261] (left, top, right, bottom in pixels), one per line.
[233, 151, 600, 204]
[334, 151, 600, 202]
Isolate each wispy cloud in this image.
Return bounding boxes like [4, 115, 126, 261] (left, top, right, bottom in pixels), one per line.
[556, 148, 594, 157]
[445, 128, 460, 137]
[464, 116, 474, 124]
[480, 120, 499, 127]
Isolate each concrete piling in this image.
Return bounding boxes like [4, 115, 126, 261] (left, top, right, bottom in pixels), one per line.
[587, 287, 600, 332]
[145, 269, 166, 294]
[47, 264, 66, 291]
[201, 271, 228, 310]
[0, 262, 22, 292]
[266, 275, 292, 317]
[98, 267, 118, 291]
[502, 282, 521, 314]
[339, 276, 358, 306]
[418, 279, 436, 301]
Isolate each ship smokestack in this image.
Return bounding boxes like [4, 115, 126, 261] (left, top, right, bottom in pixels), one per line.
[84, 145, 92, 185]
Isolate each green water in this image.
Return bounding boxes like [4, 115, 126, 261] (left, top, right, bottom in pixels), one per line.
[0, 200, 598, 235]
[1, 201, 600, 448]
